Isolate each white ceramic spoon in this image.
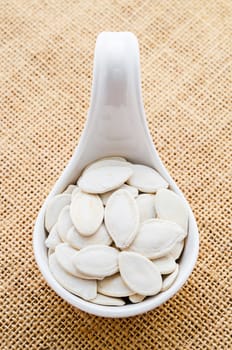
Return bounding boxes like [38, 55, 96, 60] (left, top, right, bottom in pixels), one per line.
[33, 32, 199, 318]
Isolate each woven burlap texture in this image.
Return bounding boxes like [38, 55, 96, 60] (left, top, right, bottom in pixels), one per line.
[1, 0, 231, 349]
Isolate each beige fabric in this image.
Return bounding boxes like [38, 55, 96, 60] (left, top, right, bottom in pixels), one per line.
[1, 0, 231, 348]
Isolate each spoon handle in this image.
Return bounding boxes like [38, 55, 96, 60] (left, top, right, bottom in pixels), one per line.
[79, 32, 156, 165]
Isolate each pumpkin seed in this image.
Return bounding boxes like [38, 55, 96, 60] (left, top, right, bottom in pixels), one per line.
[49, 253, 97, 300]
[71, 186, 81, 200]
[70, 191, 104, 236]
[67, 224, 112, 249]
[119, 252, 162, 296]
[72, 245, 119, 279]
[48, 248, 55, 256]
[136, 194, 156, 222]
[90, 293, 125, 306]
[98, 273, 134, 297]
[63, 184, 77, 194]
[105, 189, 139, 248]
[155, 189, 188, 232]
[101, 184, 138, 206]
[127, 164, 168, 193]
[55, 243, 98, 280]
[78, 165, 133, 194]
[129, 294, 145, 303]
[55, 243, 80, 276]
[152, 255, 177, 274]
[82, 157, 128, 174]
[57, 205, 73, 241]
[169, 240, 184, 260]
[45, 224, 62, 249]
[161, 264, 179, 291]
[45, 194, 71, 232]
[127, 219, 186, 259]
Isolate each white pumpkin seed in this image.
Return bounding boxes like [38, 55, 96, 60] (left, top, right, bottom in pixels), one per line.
[55, 243, 99, 280]
[57, 205, 73, 242]
[49, 254, 97, 300]
[70, 191, 104, 236]
[82, 157, 128, 174]
[127, 219, 186, 259]
[169, 240, 185, 260]
[136, 194, 156, 222]
[48, 248, 55, 256]
[45, 194, 71, 232]
[152, 256, 177, 274]
[78, 165, 133, 194]
[90, 293, 125, 306]
[71, 186, 81, 200]
[161, 264, 179, 291]
[98, 273, 134, 297]
[67, 224, 112, 249]
[101, 184, 138, 206]
[72, 245, 119, 278]
[55, 243, 80, 277]
[155, 189, 189, 232]
[63, 184, 77, 194]
[121, 184, 139, 197]
[45, 224, 62, 249]
[100, 191, 114, 206]
[129, 294, 145, 303]
[105, 189, 139, 249]
[127, 164, 168, 193]
[119, 252, 162, 296]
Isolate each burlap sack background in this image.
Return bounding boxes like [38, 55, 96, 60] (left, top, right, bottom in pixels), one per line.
[1, 0, 231, 349]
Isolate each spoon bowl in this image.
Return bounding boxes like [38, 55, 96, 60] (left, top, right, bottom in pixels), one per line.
[33, 32, 199, 318]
